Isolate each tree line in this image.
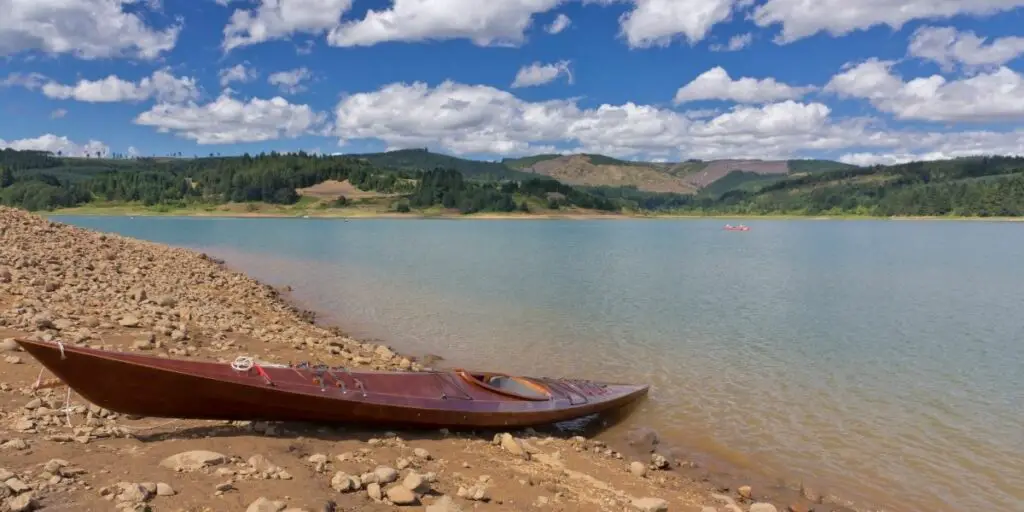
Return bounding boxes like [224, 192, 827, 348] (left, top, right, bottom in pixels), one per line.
[2, 149, 1023, 217]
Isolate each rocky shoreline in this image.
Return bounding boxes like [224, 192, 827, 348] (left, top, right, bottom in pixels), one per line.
[2, 206, 845, 512]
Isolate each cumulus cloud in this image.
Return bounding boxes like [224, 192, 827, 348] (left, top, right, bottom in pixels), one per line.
[327, 0, 562, 47]
[0, 134, 109, 157]
[674, 67, 815, 104]
[332, 79, 867, 160]
[546, 13, 572, 34]
[908, 26, 1024, 72]
[223, 0, 354, 51]
[39, 69, 200, 103]
[752, 0, 1024, 44]
[826, 58, 1024, 122]
[617, 0, 738, 48]
[839, 130, 1024, 165]
[134, 93, 326, 144]
[511, 61, 573, 88]
[0, 0, 179, 60]
[268, 67, 313, 94]
[50, 109, 68, 119]
[711, 33, 752, 52]
[219, 63, 259, 87]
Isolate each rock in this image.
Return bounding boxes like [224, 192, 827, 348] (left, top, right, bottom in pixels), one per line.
[155, 482, 176, 496]
[385, 485, 419, 505]
[629, 461, 647, 477]
[651, 453, 670, 470]
[215, 482, 234, 492]
[366, 482, 382, 501]
[425, 496, 463, 512]
[0, 338, 18, 352]
[129, 287, 147, 302]
[402, 472, 430, 493]
[787, 505, 809, 512]
[499, 433, 530, 459]
[330, 472, 359, 493]
[631, 497, 669, 512]
[247, 497, 287, 512]
[155, 295, 177, 307]
[118, 315, 140, 328]
[159, 450, 227, 471]
[116, 482, 152, 503]
[627, 427, 660, 453]
[308, 453, 328, 465]
[413, 447, 431, 460]
[4, 355, 22, 364]
[33, 313, 54, 329]
[737, 485, 752, 499]
[6, 493, 36, 512]
[373, 466, 398, 484]
[374, 345, 395, 361]
[750, 504, 778, 512]
[5, 478, 30, 493]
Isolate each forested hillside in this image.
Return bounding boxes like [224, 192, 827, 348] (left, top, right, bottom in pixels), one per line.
[1, 148, 1022, 217]
[0, 149, 617, 214]
[591, 156, 1024, 217]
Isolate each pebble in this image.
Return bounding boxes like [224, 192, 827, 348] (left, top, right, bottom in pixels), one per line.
[373, 466, 398, 484]
[629, 461, 648, 477]
[385, 485, 418, 505]
[750, 504, 778, 512]
[366, 482, 382, 501]
[632, 497, 669, 512]
[159, 451, 227, 472]
[247, 497, 287, 512]
[413, 447, 431, 460]
[738, 485, 752, 499]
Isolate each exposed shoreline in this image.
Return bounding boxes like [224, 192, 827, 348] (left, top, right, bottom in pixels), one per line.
[3, 205, 871, 512]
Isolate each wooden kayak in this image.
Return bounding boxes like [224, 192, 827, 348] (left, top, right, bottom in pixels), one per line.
[14, 338, 649, 428]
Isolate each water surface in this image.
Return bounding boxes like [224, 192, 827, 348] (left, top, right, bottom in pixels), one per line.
[53, 216, 1024, 512]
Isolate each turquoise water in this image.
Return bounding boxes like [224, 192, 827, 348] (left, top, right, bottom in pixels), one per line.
[52, 216, 1024, 512]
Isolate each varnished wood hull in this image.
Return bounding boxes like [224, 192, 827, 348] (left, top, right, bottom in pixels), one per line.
[15, 339, 648, 428]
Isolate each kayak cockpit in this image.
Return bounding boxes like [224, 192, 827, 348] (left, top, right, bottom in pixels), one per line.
[456, 370, 552, 401]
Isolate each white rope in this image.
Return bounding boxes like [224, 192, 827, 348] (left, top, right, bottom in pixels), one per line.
[231, 356, 254, 372]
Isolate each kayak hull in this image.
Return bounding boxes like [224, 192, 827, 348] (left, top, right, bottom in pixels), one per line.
[14, 338, 649, 429]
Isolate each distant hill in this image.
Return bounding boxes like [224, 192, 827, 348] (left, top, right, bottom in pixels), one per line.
[346, 148, 537, 181]
[502, 153, 856, 195]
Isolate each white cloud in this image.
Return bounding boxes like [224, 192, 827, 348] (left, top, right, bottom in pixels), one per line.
[223, 0, 354, 51]
[617, 0, 739, 48]
[0, 0, 179, 60]
[134, 93, 326, 144]
[752, 0, 1024, 44]
[327, 0, 562, 47]
[40, 70, 200, 104]
[1, 72, 47, 90]
[0, 134, 109, 157]
[908, 26, 1024, 72]
[50, 109, 68, 119]
[219, 63, 259, 87]
[332, 79, 891, 160]
[268, 67, 313, 94]
[826, 59, 1024, 122]
[839, 130, 1024, 165]
[674, 67, 815, 104]
[546, 13, 572, 34]
[711, 33, 752, 52]
[511, 61, 573, 88]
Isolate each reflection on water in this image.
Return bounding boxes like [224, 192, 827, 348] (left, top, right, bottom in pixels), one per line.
[52, 216, 1024, 512]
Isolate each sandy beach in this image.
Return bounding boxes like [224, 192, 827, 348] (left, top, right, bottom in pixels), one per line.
[1, 205, 850, 512]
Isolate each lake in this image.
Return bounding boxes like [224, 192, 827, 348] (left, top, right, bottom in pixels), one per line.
[51, 215, 1024, 512]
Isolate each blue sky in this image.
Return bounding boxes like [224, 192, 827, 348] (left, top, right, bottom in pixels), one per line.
[1, 0, 1023, 165]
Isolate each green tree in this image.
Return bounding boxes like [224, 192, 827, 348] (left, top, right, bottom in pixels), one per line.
[0, 166, 13, 188]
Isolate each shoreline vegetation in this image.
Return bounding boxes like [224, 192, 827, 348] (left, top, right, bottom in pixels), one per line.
[1, 148, 1023, 221]
[0, 205, 863, 512]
